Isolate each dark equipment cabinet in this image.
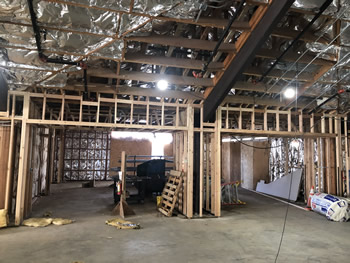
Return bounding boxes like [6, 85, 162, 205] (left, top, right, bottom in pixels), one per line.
[137, 159, 167, 193]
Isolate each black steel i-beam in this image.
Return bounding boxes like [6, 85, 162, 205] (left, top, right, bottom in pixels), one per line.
[203, 0, 295, 122]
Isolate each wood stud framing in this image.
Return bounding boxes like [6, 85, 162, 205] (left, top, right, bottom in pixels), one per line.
[1, 90, 349, 223]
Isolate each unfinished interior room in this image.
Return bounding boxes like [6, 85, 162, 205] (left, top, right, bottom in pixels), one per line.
[1, 0, 350, 262]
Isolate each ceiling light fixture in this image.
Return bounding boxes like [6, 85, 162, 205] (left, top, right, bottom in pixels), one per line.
[157, 80, 168, 90]
[284, 88, 295, 99]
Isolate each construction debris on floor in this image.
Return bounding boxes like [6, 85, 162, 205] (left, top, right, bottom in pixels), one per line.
[0, 209, 9, 228]
[105, 218, 140, 229]
[22, 218, 53, 227]
[52, 218, 75, 225]
[22, 218, 74, 227]
[311, 193, 350, 222]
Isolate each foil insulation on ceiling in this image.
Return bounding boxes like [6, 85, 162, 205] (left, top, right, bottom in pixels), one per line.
[292, 0, 337, 15]
[269, 0, 350, 110]
[35, 2, 120, 35]
[1, 0, 350, 100]
[0, 0, 200, 89]
[292, 0, 350, 18]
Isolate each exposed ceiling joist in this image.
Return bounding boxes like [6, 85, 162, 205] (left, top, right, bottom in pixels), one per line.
[63, 83, 204, 100]
[223, 95, 316, 109]
[203, 0, 295, 121]
[255, 49, 335, 66]
[117, 86, 204, 100]
[243, 67, 314, 82]
[271, 28, 329, 44]
[86, 69, 214, 87]
[126, 35, 236, 53]
[232, 81, 322, 97]
[194, 18, 251, 30]
[124, 53, 224, 71]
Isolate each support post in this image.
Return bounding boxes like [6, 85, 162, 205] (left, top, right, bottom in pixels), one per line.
[299, 110, 303, 133]
[321, 114, 326, 133]
[199, 107, 204, 217]
[186, 105, 194, 218]
[238, 106, 242, 129]
[4, 95, 15, 211]
[214, 107, 221, 217]
[310, 113, 314, 133]
[287, 109, 291, 132]
[345, 117, 349, 197]
[15, 93, 30, 225]
[317, 138, 322, 192]
[205, 134, 210, 211]
[48, 129, 56, 193]
[335, 116, 342, 195]
[264, 107, 267, 131]
[57, 129, 65, 184]
[113, 151, 135, 217]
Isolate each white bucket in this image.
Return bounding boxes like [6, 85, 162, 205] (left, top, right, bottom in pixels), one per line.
[311, 193, 350, 222]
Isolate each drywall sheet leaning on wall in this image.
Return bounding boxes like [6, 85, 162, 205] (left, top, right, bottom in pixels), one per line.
[256, 169, 303, 201]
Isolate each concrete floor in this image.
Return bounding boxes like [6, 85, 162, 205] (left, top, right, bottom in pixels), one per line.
[0, 182, 349, 263]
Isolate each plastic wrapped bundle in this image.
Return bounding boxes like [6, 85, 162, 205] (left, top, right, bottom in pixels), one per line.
[0, 209, 9, 228]
[311, 193, 350, 222]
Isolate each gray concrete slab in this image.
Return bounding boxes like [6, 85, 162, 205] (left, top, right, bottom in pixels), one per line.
[0, 182, 349, 263]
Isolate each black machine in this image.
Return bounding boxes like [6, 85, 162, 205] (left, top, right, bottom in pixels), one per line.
[137, 159, 167, 193]
[111, 159, 168, 204]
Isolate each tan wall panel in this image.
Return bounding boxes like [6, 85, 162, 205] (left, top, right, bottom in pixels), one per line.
[110, 137, 174, 174]
[110, 139, 152, 168]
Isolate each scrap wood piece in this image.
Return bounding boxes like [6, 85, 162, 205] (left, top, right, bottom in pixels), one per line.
[106, 218, 140, 229]
[112, 151, 135, 218]
[158, 170, 183, 217]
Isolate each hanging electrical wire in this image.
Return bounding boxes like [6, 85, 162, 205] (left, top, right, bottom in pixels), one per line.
[230, 136, 286, 149]
[260, 5, 350, 100]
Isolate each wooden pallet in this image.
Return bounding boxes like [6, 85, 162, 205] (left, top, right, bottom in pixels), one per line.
[158, 170, 183, 217]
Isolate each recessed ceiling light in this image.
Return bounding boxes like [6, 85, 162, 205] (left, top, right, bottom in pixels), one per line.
[157, 80, 168, 90]
[284, 88, 295, 99]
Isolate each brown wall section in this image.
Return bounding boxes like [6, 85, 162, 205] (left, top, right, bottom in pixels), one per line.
[109, 137, 173, 172]
[0, 127, 10, 209]
[110, 139, 152, 168]
[252, 141, 270, 189]
[222, 140, 269, 189]
[164, 143, 173, 157]
[221, 141, 242, 183]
